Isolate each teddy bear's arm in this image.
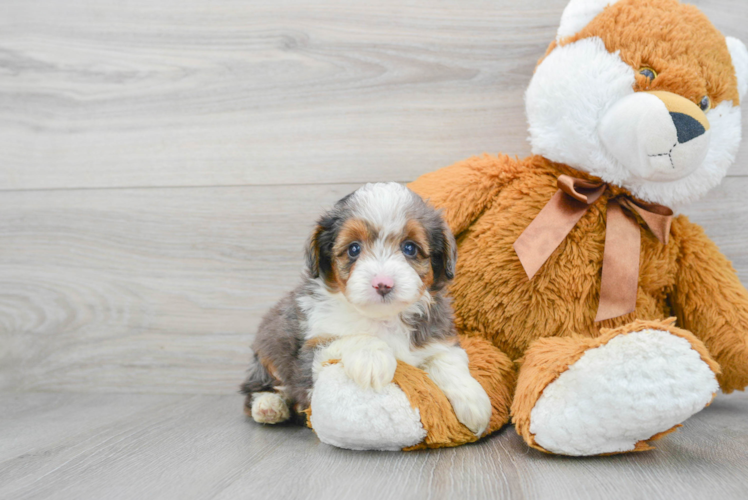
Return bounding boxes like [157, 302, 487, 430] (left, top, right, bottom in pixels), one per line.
[670, 216, 748, 393]
[408, 154, 521, 236]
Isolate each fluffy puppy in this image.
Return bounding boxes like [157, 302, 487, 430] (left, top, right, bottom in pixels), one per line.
[241, 182, 492, 436]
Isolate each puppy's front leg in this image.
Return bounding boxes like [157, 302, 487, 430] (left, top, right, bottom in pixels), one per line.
[316, 335, 397, 391]
[423, 345, 492, 436]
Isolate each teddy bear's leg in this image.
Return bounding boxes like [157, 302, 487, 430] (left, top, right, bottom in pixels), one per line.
[308, 336, 428, 451]
[310, 361, 429, 451]
[307, 334, 516, 451]
[512, 319, 720, 456]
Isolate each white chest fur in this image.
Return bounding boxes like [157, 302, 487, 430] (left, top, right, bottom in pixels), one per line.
[297, 281, 442, 367]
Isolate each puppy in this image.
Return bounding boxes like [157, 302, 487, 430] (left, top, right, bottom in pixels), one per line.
[241, 182, 491, 436]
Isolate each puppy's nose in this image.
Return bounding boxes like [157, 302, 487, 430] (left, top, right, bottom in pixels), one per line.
[372, 276, 394, 297]
[670, 112, 706, 144]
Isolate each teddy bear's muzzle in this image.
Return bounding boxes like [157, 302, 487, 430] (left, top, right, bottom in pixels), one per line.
[598, 90, 711, 183]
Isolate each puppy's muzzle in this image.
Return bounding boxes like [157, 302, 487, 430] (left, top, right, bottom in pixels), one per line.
[372, 275, 394, 297]
[598, 90, 710, 182]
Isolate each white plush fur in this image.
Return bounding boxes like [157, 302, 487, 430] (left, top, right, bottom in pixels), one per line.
[529, 330, 719, 456]
[599, 91, 711, 181]
[526, 36, 744, 208]
[250, 392, 290, 424]
[556, 0, 620, 41]
[310, 362, 427, 451]
[527, 37, 635, 184]
[629, 101, 741, 208]
[727, 37, 748, 101]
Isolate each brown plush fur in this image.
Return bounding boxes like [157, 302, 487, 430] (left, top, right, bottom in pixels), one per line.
[511, 319, 720, 453]
[546, 0, 740, 107]
[409, 150, 748, 450]
[393, 0, 745, 454]
[409, 154, 748, 390]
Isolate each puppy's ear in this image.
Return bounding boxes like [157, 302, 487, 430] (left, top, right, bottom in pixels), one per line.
[305, 214, 338, 282]
[429, 219, 458, 290]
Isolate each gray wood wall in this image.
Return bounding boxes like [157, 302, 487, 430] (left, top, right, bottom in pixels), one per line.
[1, 0, 746, 395]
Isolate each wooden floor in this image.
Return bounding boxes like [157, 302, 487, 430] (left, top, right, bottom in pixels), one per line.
[2, 0, 748, 498]
[0, 391, 747, 500]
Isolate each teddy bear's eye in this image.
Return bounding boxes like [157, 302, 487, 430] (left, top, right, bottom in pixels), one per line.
[699, 95, 711, 112]
[639, 67, 657, 80]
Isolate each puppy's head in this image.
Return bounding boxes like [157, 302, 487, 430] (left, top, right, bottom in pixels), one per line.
[306, 182, 456, 318]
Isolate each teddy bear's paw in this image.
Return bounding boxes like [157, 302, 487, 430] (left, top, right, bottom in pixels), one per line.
[340, 338, 397, 392]
[448, 377, 492, 436]
[528, 329, 719, 456]
[250, 392, 290, 424]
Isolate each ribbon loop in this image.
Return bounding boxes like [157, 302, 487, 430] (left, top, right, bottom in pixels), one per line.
[513, 176, 673, 322]
[620, 198, 673, 245]
[557, 175, 606, 204]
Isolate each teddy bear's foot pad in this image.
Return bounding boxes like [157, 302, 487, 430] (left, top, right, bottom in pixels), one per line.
[310, 363, 427, 451]
[529, 329, 719, 456]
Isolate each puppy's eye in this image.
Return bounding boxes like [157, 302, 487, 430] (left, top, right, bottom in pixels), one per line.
[639, 67, 657, 80]
[347, 242, 361, 258]
[402, 241, 417, 258]
[699, 95, 711, 111]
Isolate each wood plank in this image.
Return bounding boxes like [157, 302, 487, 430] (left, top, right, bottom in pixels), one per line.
[0, 0, 745, 191]
[682, 177, 748, 276]
[0, 391, 747, 500]
[0, 392, 182, 463]
[0, 180, 745, 395]
[0, 183, 358, 394]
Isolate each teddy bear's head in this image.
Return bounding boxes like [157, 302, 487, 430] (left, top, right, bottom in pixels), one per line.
[525, 0, 748, 207]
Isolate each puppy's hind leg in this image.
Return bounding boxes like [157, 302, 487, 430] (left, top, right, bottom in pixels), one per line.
[241, 353, 291, 424]
[250, 392, 291, 424]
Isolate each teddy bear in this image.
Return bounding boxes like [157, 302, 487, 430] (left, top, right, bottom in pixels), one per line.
[304, 0, 748, 455]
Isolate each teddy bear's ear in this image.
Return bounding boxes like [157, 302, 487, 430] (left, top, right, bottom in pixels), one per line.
[557, 0, 621, 41]
[726, 37, 748, 102]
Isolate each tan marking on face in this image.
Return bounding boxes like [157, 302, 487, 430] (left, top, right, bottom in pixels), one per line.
[331, 218, 377, 292]
[646, 90, 709, 130]
[403, 219, 431, 256]
[399, 218, 434, 293]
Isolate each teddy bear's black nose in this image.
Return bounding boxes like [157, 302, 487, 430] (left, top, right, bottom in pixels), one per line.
[670, 112, 706, 144]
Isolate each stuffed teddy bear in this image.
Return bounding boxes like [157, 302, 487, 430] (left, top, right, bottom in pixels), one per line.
[305, 0, 748, 455]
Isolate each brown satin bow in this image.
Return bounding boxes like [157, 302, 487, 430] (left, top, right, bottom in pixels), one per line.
[513, 175, 673, 322]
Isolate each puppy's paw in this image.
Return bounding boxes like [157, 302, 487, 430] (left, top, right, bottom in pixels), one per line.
[449, 378, 492, 437]
[251, 392, 290, 424]
[341, 339, 397, 391]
